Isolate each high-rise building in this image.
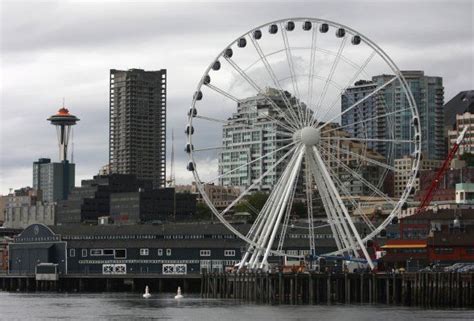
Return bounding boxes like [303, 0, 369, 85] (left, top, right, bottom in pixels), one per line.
[33, 158, 75, 203]
[444, 90, 474, 130]
[444, 91, 474, 155]
[109, 69, 167, 189]
[342, 71, 445, 161]
[448, 112, 474, 155]
[218, 88, 299, 191]
[394, 156, 442, 198]
[341, 80, 386, 156]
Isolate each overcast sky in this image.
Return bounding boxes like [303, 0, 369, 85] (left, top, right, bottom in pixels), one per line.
[0, 0, 473, 195]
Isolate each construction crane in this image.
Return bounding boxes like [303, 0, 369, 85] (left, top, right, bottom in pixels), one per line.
[416, 126, 468, 214]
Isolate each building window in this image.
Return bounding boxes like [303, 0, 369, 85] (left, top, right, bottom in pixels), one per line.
[90, 249, 103, 256]
[435, 247, 454, 254]
[69, 249, 75, 257]
[140, 248, 149, 256]
[166, 249, 172, 256]
[81, 249, 87, 257]
[158, 249, 163, 256]
[224, 250, 235, 257]
[115, 249, 127, 259]
[200, 250, 211, 257]
[103, 249, 114, 255]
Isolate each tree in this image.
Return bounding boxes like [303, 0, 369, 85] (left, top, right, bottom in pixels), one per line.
[194, 202, 213, 221]
[234, 192, 270, 222]
[461, 152, 474, 167]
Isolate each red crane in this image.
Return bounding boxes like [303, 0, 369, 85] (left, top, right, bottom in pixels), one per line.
[415, 126, 468, 214]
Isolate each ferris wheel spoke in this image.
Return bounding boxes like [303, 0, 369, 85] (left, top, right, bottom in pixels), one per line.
[248, 37, 304, 127]
[323, 150, 397, 207]
[317, 76, 398, 131]
[205, 140, 296, 185]
[320, 146, 376, 231]
[193, 146, 224, 152]
[194, 115, 228, 124]
[310, 146, 375, 268]
[321, 136, 415, 144]
[196, 114, 294, 141]
[204, 83, 242, 103]
[306, 23, 318, 126]
[280, 23, 307, 126]
[225, 56, 301, 129]
[313, 36, 348, 123]
[316, 46, 371, 77]
[312, 51, 376, 127]
[321, 106, 411, 136]
[219, 144, 300, 217]
[306, 147, 351, 252]
[320, 141, 397, 172]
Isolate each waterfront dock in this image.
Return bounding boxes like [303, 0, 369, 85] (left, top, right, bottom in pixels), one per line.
[0, 273, 201, 293]
[201, 272, 474, 308]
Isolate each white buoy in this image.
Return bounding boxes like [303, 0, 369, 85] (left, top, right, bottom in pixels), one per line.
[174, 286, 183, 299]
[143, 285, 151, 299]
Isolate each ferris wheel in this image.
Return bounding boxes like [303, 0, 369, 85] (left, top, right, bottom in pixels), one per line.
[185, 18, 421, 270]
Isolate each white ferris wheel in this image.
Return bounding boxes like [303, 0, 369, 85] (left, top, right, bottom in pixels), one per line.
[185, 18, 421, 270]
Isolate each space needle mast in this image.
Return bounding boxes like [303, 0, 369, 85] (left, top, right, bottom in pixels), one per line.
[47, 105, 79, 162]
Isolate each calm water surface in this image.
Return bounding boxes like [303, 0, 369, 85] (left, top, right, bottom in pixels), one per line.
[0, 292, 472, 321]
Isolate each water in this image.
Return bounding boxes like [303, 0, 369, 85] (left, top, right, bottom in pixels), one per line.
[0, 292, 472, 321]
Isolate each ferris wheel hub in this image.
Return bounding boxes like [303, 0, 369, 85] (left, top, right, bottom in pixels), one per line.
[294, 126, 320, 146]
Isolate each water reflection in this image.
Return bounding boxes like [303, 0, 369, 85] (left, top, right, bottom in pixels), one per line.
[0, 292, 472, 321]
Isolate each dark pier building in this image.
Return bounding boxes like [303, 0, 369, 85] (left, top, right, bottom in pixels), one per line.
[6, 223, 337, 277]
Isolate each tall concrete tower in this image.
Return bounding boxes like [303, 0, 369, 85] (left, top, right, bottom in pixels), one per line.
[47, 107, 80, 161]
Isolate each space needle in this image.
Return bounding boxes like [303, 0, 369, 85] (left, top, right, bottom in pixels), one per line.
[47, 106, 79, 162]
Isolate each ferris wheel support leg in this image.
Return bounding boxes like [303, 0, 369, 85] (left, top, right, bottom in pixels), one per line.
[305, 148, 350, 252]
[245, 147, 303, 270]
[238, 181, 282, 271]
[250, 149, 303, 270]
[245, 174, 289, 269]
[312, 147, 375, 269]
[259, 149, 305, 270]
[305, 163, 316, 255]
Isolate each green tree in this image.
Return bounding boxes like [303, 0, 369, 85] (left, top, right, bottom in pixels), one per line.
[194, 202, 213, 221]
[234, 192, 269, 222]
[461, 152, 474, 167]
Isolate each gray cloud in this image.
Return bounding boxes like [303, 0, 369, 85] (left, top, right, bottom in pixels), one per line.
[1, 0, 473, 194]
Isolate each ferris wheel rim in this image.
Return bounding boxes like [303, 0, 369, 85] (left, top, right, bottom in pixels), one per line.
[186, 17, 422, 261]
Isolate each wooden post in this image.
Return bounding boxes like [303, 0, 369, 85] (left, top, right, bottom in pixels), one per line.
[327, 274, 331, 305]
